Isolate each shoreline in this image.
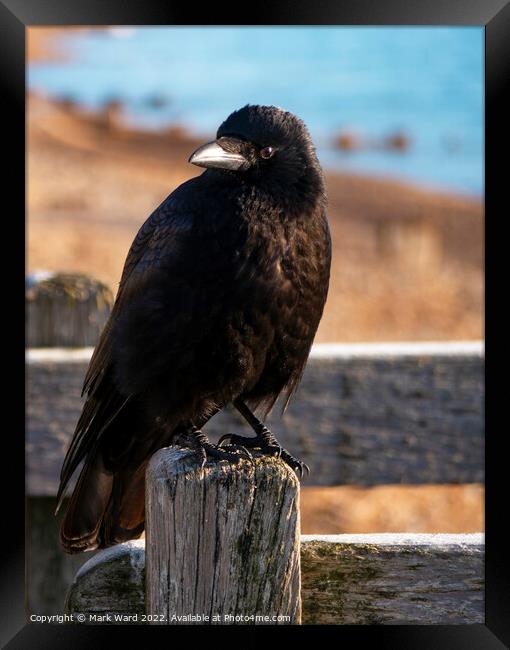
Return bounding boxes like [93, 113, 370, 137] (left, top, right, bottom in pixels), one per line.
[27, 27, 483, 200]
[28, 93, 483, 343]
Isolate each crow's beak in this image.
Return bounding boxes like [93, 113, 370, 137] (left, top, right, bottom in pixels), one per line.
[188, 140, 250, 171]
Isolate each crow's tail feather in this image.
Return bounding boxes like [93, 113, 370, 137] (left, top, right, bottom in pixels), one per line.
[59, 451, 147, 554]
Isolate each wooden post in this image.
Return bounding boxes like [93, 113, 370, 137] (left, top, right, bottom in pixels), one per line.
[26, 272, 113, 347]
[145, 447, 301, 625]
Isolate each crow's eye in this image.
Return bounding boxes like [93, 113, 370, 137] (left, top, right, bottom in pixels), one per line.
[260, 146, 275, 159]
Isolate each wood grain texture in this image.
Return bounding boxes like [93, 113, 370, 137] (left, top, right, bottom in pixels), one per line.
[300, 533, 484, 624]
[26, 344, 484, 494]
[64, 534, 484, 625]
[145, 448, 301, 625]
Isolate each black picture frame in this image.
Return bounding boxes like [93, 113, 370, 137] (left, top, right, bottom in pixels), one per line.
[4, 1, 508, 647]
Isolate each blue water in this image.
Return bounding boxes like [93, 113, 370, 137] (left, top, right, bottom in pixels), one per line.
[29, 27, 484, 196]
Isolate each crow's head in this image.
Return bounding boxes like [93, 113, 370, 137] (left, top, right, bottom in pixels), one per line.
[189, 105, 325, 206]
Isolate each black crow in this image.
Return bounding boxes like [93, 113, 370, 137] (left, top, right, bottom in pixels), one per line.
[56, 105, 331, 553]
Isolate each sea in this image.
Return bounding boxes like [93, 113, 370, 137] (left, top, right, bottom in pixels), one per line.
[28, 27, 484, 197]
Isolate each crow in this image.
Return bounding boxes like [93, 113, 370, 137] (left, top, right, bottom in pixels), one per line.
[56, 105, 331, 553]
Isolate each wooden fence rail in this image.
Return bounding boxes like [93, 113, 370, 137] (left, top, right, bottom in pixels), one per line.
[27, 341, 484, 495]
[25, 274, 485, 622]
[65, 531, 484, 625]
[62, 445, 484, 625]
[62, 446, 484, 627]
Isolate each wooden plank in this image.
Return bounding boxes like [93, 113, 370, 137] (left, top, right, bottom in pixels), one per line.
[64, 534, 484, 625]
[300, 533, 484, 624]
[26, 487, 484, 619]
[145, 448, 301, 625]
[26, 342, 484, 494]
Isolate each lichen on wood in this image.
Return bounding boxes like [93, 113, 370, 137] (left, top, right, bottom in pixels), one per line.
[145, 448, 301, 625]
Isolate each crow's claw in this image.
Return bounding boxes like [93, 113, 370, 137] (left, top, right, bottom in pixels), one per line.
[216, 433, 308, 478]
[219, 442, 255, 463]
[193, 441, 251, 468]
[278, 448, 310, 478]
[265, 444, 283, 459]
[217, 433, 236, 447]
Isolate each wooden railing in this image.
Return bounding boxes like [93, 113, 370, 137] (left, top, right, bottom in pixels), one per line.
[64, 530, 484, 624]
[25, 273, 485, 624]
[26, 340, 484, 495]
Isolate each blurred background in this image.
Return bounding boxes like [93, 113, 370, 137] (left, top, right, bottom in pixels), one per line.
[26, 27, 484, 614]
[28, 26, 484, 343]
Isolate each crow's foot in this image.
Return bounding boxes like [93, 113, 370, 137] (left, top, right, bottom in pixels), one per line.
[218, 431, 309, 478]
[175, 430, 253, 469]
[229, 398, 310, 478]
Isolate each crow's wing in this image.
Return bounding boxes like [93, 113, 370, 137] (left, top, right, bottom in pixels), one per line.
[56, 194, 194, 510]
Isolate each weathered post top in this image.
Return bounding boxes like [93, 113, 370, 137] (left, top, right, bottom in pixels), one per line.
[145, 447, 301, 625]
[26, 272, 113, 348]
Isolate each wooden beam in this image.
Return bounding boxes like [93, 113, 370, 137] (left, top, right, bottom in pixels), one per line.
[27, 342, 484, 494]
[300, 533, 484, 624]
[64, 533, 484, 625]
